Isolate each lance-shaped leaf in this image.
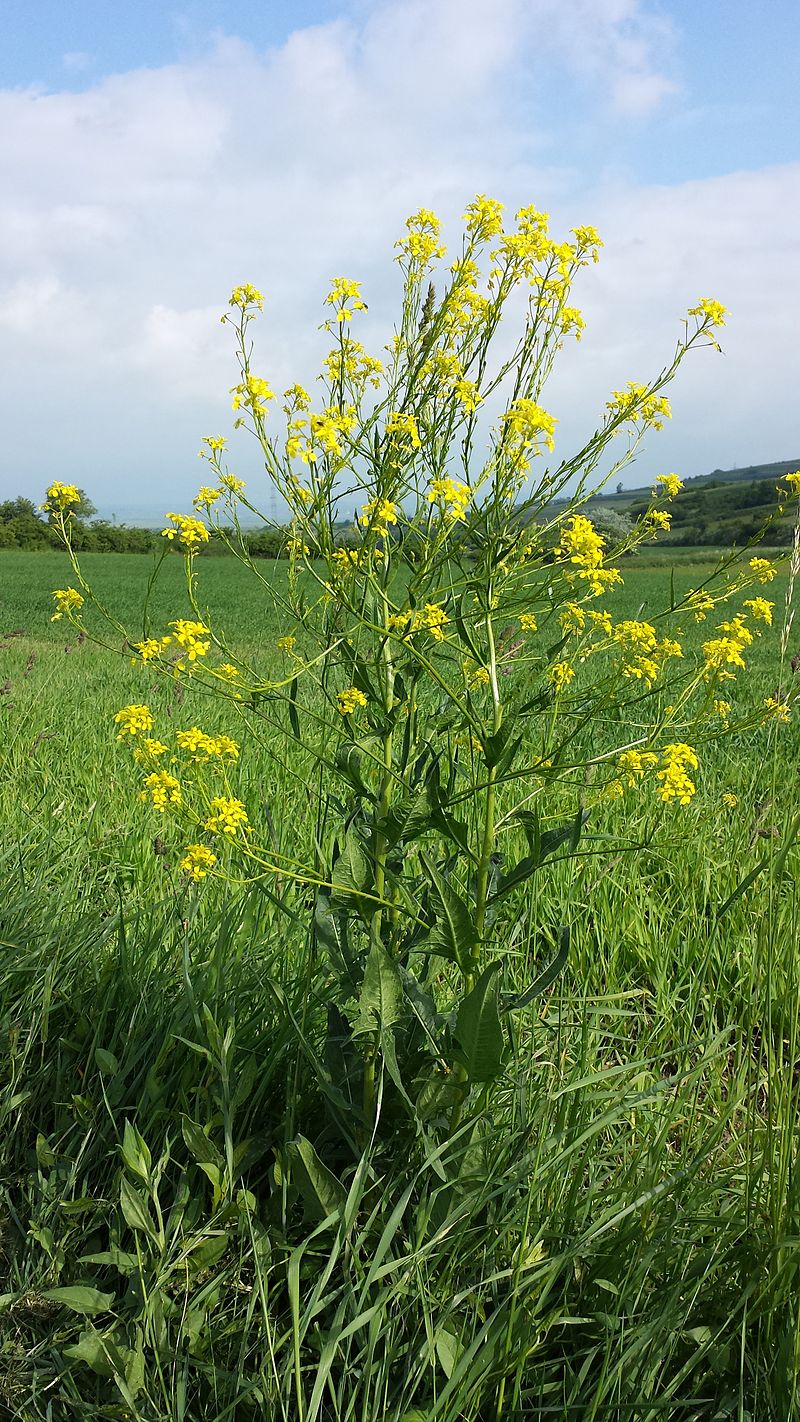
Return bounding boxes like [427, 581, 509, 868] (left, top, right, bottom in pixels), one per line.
[454, 963, 504, 1083]
[355, 939, 403, 1035]
[331, 825, 372, 911]
[421, 854, 478, 969]
[501, 925, 570, 1013]
[334, 743, 373, 802]
[287, 1135, 346, 1223]
[490, 808, 589, 905]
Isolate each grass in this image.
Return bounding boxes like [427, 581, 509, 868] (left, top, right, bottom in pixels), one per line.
[1, 547, 800, 1420]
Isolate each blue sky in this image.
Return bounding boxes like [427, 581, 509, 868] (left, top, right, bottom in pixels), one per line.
[0, 0, 798, 518]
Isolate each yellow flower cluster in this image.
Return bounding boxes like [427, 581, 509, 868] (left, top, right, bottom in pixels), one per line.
[428, 478, 471, 521]
[287, 534, 310, 558]
[325, 277, 367, 322]
[645, 509, 672, 533]
[743, 597, 774, 626]
[231, 374, 275, 417]
[205, 796, 249, 836]
[219, 473, 246, 495]
[687, 590, 715, 622]
[550, 660, 575, 691]
[322, 340, 383, 390]
[179, 844, 218, 880]
[132, 635, 172, 664]
[452, 378, 482, 411]
[413, 603, 449, 640]
[689, 298, 726, 327]
[162, 513, 210, 552]
[606, 383, 672, 431]
[612, 620, 682, 686]
[276, 635, 297, 653]
[749, 557, 777, 584]
[287, 404, 356, 462]
[132, 737, 168, 765]
[655, 473, 684, 498]
[395, 209, 446, 275]
[176, 727, 240, 760]
[491, 205, 551, 281]
[519, 613, 538, 632]
[42, 481, 81, 512]
[722, 792, 738, 807]
[169, 619, 211, 664]
[617, 749, 658, 785]
[337, 687, 368, 715]
[714, 699, 731, 722]
[201, 435, 227, 453]
[463, 195, 505, 242]
[142, 770, 182, 811]
[764, 697, 791, 723]
[784, 471, 800, 493]
[500, 398, 557, 467]
[702, 615, 753, 678]
[51, 587, 84, 621]
[360, 497, 398, 537]
[463, 659, 491, 687]
[385, 411, 421, 449]
[556, 515, 622, 598]
[229, 284, 264, 312]
[114, 703, 154, 739]
[656, 744, 699, 805]
[193, 486, 221, 510]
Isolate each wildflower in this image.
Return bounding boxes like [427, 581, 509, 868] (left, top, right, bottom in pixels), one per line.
[606, 383, 671, 431]
[305, 405, 357, 460]
[218, 663, 240, 680]
[501, 399, 557, 465]
[463, 194, 505, 241]
[141, 770, 182, 811]
[689, 297, 727, 327]
[743, 597, 774, 626]
[452, 379, 482, 412]
[587, 609, 613, 634]
[655, 473, 684, 498]
[519, 613, 538, 632]
[277, 634, 296, 655]
[133, 737, 169, 765]
[656, 743, 699, 805]
[764, 697, 791, 723]
[385, 411, 421, 449]
[42, 481, 81, 513]
[722, 793, 738, 807]
[645, 509, 672, 533]
[114, 704, 154, 739]
[205, 796, 249, 836]
[560, 602, 586, 634]
[559, 307, 585, 340]
[749, 557, 777, 584]
[325, 276, 367, 322]
[713, 699, 731, 722]
[132, 636, 172, 664]
[784, 471, 800, 493]
[287, 535, 310, 558]
[463, 659, 491, 687]
[169, 619, 211, 664]
[201, 436, 226, 453]
[395, 208, 446, 274]
[411, 603, 449, 641]
[337, 687, 367, 715]
[550, 661, 574, 692]
[360, 498, 399, 537]
[558, 515, 622, 597]
[428, 478, 471, 521]
[162, 513, 210, 552]
[617, 749, 658, 785]
[687, 590, 715, 621]
[571, 225, 603, 261]
[219, 474, 246, 495]
[231, 374, 275, 417]
[703, 616, 752, 677]
[179, 844, 218, 880]
[387, 610, 411, 633]
[193, 486, 221, 511]
[229, 284, 264, 311]
[51, 587, 84, 621]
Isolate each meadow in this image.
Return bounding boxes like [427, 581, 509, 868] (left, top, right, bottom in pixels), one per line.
[1, 545, 799, 1420]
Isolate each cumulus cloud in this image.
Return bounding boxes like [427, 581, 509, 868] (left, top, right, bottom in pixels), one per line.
[0, 0, 795, 515]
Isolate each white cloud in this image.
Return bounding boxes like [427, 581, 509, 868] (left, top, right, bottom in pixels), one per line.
[0, 0, 795, 513]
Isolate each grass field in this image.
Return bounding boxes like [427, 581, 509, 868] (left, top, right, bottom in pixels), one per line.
[2, 547, 800, 1420]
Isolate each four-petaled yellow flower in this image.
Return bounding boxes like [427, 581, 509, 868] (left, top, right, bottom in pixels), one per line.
[141, 770, 182, 811]
[114, 704, 154, 739]
[205, 796, 249, 836]
[133, 737, 168, 765]
[180, 844, 218, 880]
[385, 411, 421, 449]
[617, 749, 658, 785]
[783, 471, 800, 493]
[277, 635, 297, 653]
[722, 792, 738, 807]
[606, 383, 671, 431]
[194, 486, 221, 510]
[325, 277, 367, 322]
[360, 497, 399, 537]
[749, 557, 777, 584]
[229, 284, 264, 311]
[231, 374, 275, 417]
[428, 478, 471, 521]
[169, 619, 211, 663]
[689, 297, 727, 328]
[519, 613, 538, 632]
[743, 597, 774, 626]
[51, 587, 84, 621]
[337, 687, 368, 715]
[463, 195, 504, 241]
[763, 697, 791, 723]
[133, 635, 172, 664]
[162, 513, 210, 552]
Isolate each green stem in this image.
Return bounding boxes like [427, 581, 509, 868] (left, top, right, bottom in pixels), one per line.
[362, 607, 395, 1136]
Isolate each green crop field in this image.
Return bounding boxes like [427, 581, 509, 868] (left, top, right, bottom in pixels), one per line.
[2, 546, 800, 1420]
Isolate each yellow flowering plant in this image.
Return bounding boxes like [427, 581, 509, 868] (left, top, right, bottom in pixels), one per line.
[50, 196, 791, 1149]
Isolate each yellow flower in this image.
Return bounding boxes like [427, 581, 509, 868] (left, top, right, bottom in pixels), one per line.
[231, 374, 275, 417]
[645, 509, 672, 533]
[193, 486, 221, 511]
[162, 513, 210, 552]
[277, 634, 297, 654]
[550, 661, 574, 692]
[141, 770, 182, 811]
[519, 613, 538, 632]
[42, 481, 81, 513]
[337, 687, 368, 715]
[463, 659, 491, 687]
[763, 697, 791, 723]
[201, 435, 227, 453]
[360, 497, 399, 537]
[743, 597, 774, 626]
[287, 535, 310, 558]
[560, 602, 586, 634]
[656, 743, 699, 805]
[689, 297, 727, 327]
[428, 478, 471, 521]
[606, 383, 671, 431]
[205, 796, 249, 836]
[616, 749, 658, 785]
[702, 616, 752, 677]
[687, 590, 715, 622]
[655, 473, 684, 498]
[722, 793, 738, 807]
[168, 620, 211, 669]
[133, 635, 172, 664]
[395, 208, 446, 274]
[411, 603, 449, 641]
[114, 704, 154, 739]
[713, 699, 731, 722]
[133, 737, 169, 765]
[219, 473, 246, 495]
[229, 284, 264, 311]
[500, 398, 557, 464]
[385, 411, 421, 449]
[218, 663, 240, 680]
[325, 276, 367, 322]
[463, 195, 505, 241]
[179, 844, 218, 880]
[749, 557, 777, 584]
[51, 587, 84, 621]
[783, 471, 800, 493]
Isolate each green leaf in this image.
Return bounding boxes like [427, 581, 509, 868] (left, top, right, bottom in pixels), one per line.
[492, 809, 589, 904]
[454, 963, 504, 1083]
[35, 1133, 56, 1168]
[331, 826, 372, 910]
[42, 1285, 114, 1316]
[356, 939, 403, 1034]
[287, 1135, 346, 1223]
[94, 1048, 119, 1076]
[421, 854, 477, 969]
[502, 926, 570, 1012]
[121, 1119, 151, 1182]
[119, 1177, 157, 1239]
[335, 742, 373, 801]
[288, 676, 300, 740]
[181, 1115, 225, 1170]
